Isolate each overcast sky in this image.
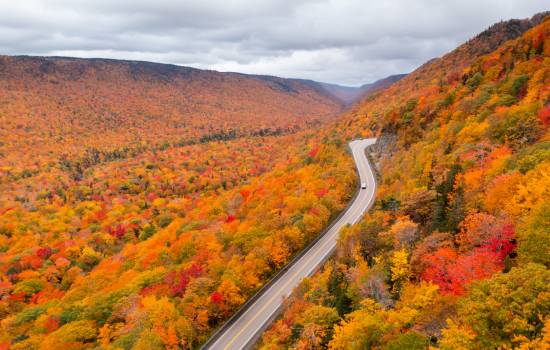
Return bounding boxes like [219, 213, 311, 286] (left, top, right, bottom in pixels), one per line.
[0, 1, 547, 86]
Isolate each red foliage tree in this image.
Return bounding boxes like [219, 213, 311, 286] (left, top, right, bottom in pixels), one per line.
[36, 247, 52, 259]
[168, 263, 204, 296]
[211, 291, 223, 305]
[422, 247, 503, 295]
[481, 223, 516, 260]
[538, 105, 550, 126]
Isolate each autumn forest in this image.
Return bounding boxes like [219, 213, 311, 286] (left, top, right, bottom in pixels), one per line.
[0, 8, 549, 350]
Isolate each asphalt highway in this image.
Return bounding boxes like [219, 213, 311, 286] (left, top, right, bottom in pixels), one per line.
[202, 138, 377, 350]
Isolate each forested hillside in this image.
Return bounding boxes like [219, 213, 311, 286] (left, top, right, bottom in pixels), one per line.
[0, 56, 343, 173]
[258, 13, 550, 350]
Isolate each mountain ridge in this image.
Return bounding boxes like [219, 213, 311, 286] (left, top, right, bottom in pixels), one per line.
[0, 54, 345, 171]
[3, 54, 407, 106]
[316, 74, 408, 105]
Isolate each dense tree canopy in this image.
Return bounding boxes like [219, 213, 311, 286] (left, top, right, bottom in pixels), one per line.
[1, 11, 549, 350]
[258, 15, 550, 350]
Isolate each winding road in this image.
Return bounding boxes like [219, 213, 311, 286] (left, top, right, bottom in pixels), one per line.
[201, 138, 377, 350]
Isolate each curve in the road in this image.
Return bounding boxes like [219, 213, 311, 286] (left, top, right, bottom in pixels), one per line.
[201, 138, 377, 350]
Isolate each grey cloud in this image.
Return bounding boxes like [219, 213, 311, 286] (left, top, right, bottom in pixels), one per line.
[0, 0, 547, 85]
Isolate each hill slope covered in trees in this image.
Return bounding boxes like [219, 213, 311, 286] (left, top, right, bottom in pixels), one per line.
[0, 55, 346, 174]
[258, 12, 550, 350]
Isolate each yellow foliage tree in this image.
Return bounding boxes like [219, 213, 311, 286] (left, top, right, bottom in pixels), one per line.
[390, 249, 411, 294]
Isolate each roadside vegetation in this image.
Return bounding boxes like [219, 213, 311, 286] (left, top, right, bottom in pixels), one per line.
[258, 14, 550, 350]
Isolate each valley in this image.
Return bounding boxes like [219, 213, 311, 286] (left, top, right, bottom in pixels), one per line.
[0, 8, 549, 350]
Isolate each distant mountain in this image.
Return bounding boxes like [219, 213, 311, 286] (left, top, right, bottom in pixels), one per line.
[308, 74, 408, 105]
[358, 74, 408, 97]
[0, 55, 344, 169]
